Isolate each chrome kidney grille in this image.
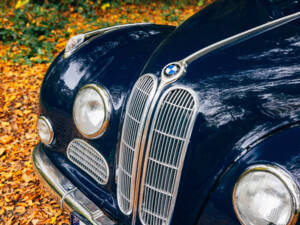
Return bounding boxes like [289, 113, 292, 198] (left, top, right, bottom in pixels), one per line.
[139, 87, 198, 225]
[117, 74, 158, 215]
[67, 139, 109, 185]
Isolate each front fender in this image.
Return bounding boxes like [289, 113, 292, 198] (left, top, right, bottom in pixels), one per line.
[197, 124, 300, 225]
[40, 24, 175, 153]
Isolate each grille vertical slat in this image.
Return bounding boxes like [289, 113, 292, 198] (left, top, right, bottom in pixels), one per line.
[117, 74, 157, 215]
[139, 88, 197, 225]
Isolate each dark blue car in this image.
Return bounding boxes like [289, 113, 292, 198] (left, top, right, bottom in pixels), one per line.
[33, 0, 300, 224]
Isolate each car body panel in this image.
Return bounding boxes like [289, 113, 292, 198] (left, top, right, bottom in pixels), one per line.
[133, 1, 300, 224]
[40, 23, 175, 153]
[197, 124, 300, 225]
[166, 22, 300, 225]
[39, 24, 175, 223]
[35, 0, 300, 224]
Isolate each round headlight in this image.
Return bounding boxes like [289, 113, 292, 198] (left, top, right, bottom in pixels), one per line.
[73, 84, 111, 139]
[233, 164, 300, 225]
[37, 116, 54, 145]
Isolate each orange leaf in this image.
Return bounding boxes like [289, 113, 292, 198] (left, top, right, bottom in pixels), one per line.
[0, 135, 13, 144]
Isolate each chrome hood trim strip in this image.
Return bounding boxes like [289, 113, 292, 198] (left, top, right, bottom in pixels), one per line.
[159, 11, 300, 84]
[182, 11, 300, 65]
[64, 23, 154, 58]
[83, 23, 154, 39]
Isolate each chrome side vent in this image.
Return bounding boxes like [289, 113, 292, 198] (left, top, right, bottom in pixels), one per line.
[139, 87, 198, 225]
[117, 74, 158, 215]
[67, 139, 109, 185]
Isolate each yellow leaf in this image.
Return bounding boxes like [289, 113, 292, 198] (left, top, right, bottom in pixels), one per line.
[50, 216, 57, 224]
[4, 196, 10, 202]
[14, 109, 23, 116]
[15, 0, 30, 9]
[67, 27, 74, 34]
[4, 206, 14, 211]
[38, 35, 46, 41]
[0, 135, 13, 144]
[101, 2, 110, 11]
[15, 206, 26, 214]
[24, 109, 31, 115]
[16, 202, 27, 207]
[15, 102, 22, 108]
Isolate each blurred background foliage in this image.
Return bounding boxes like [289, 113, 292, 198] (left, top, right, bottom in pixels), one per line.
[0, 0, 209, 65]
[0, 2, 212, 224]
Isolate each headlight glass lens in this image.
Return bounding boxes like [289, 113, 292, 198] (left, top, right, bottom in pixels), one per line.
[37, 116, 53, 145]
[233, 166, 297, 225]
[73, 85, 110, 138]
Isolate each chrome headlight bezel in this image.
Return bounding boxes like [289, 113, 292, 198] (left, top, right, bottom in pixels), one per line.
[73, 84, 112, 139]
[37, 116, 54, 145]
[233, 164, 300, 225]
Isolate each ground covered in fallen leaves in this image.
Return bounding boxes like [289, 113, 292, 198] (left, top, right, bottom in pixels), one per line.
[0, 2, 208, 224]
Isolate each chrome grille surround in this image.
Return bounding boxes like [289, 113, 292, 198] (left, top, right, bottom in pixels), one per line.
[139, 87, 198, 225]
[117, 74, 158, 215]
[67, 139, 109, 185]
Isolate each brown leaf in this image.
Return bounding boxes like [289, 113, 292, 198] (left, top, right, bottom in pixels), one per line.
[0, 2, 202, 224]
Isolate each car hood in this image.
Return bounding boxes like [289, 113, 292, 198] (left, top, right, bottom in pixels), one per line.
[138, 0, 300, 223]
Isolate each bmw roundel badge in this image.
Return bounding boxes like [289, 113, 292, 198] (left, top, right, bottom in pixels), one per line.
[164, 64, 181, 76]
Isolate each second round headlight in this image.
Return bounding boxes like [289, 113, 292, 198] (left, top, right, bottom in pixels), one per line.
[37, 116, 54, 145]
[233, 164, 299, 225]
[73, 84, 111, 139]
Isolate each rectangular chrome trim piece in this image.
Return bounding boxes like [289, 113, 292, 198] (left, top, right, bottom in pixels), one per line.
[32, 143, 115, 225]
[139, 87, 198, 225]
[117, 74, 158, 215]
[67, 139, 109, 185]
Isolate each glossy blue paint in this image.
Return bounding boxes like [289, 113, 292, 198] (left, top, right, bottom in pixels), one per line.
[38, 0, 300, 224]
[260, 0, 300, 19]
[142, 0, 271, 74]
[197, 124, 300, 225]
[39, 23, 175, 221]
[134, 1, 300, 224]
[172, 25, 300, 225]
